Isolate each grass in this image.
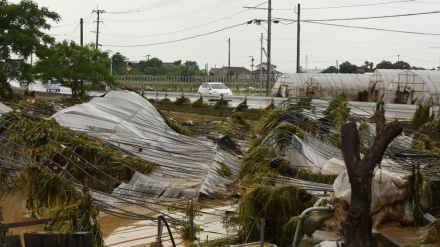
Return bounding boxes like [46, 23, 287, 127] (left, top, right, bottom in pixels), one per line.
[237, 185, 315, 247]
[411, 104, 431, 130]
[1, 113, 158, 183]
[218, 112, 251, 138]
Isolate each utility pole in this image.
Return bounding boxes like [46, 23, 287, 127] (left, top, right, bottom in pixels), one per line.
[92, 6, 105, 49]
[266, 0, 272, 97]
[80, 18, 83, 46]
[228, 38, 231, 77]
[145, 54, 151, 60]
[296, 4, 301, 73]
[260, 33, 263, 96]
[398, 54, 400, 62]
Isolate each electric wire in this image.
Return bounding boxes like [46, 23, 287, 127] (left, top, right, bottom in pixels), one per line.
[304, 21, 440, 36]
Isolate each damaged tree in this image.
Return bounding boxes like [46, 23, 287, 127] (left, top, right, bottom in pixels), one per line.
[341, 109, 403, 246]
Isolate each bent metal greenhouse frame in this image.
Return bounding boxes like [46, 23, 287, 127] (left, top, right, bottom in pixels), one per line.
[368, 69, 403, 102]
[383, 70, 440, 106]
[303, 74, 370, 100]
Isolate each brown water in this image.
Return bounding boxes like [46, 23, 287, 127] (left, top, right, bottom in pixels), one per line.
[1, 192, 45, 246]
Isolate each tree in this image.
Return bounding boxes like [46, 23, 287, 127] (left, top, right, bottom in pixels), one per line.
[111, 52, 126, 76]
[0, 0, 60, 98]
[339, 61, 357, 74]
[375, 60, 393, 69]
[321, 66, 338, 73]
[364, 61, 374, 71]
[393, 60, 411, 70]
[341, 109, 403, 246]
[184, 60, 199, 70]
[34, 41, 116, 97]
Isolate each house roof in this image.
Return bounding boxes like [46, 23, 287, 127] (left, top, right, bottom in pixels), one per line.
[209, 68, 220, 74]
[215, 66, 252, 74]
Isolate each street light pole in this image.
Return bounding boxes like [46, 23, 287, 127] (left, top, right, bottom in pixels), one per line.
[249, 56, 254, 80]
[125, 61, 132, 87]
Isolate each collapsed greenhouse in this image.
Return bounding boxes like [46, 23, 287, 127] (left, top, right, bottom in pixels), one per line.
[383, 70, 440, 106]
[51, 91, 240, 200]
[2, 88, 440, 246]
[368, 69, 403, 102]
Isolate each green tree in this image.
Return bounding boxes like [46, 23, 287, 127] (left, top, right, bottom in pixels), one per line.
[375, 60, 393, 69]
[111, 52, 126, 76]
[339, 61, 357, 74]
[0, 0, 60, 98]
[184, 60, 199, 70]
[321, 66, 338, 73]
[393, 60, 411, 69]
[34, 41, 116, 97]
[145, 57, 163, 68]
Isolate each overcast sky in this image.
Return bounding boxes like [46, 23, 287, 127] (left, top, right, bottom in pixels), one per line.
[13, 0, 440, 72]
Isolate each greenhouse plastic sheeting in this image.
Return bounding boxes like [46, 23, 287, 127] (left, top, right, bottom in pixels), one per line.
[285, 134, 342, 173]
[384, 70, 440, 105]
[304, 74, 370, 100]
[271, 73, 312, 97]
[52, 90, 240, 200]
[0, 102, 11, 115]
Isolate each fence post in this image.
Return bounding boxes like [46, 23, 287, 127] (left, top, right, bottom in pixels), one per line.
[260, 218, 265, 247]
[157, 215, 163, 247]
[189, 198, 194, 242]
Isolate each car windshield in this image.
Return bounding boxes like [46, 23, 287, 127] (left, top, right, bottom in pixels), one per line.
[210, 83, 228, 89]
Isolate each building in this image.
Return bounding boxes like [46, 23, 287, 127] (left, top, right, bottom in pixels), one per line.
[213, 66, 252, 79]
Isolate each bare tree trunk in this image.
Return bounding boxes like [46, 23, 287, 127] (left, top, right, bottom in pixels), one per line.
[341, 109, 403, 247]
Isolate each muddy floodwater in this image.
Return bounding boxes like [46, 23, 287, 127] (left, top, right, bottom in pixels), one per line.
[2, 192, 238, 247]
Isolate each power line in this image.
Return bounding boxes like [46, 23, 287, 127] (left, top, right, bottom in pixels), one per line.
[302, 0, 415, 10]
[101, 22, 247, 47]
[276, 9, 440, 22]
[305, 21, 440, 36]
[107, 0, 181, 14]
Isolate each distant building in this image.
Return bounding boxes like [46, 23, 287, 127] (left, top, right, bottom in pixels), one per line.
[255, 62, 277, 71]
[214, 66, 252, 79]
[300, 67, 323, 74]
[162, 62, 175, 67]
[209, 68, 220, 75]
[254, 63, 282, 80]
[5, 59, 24, 69]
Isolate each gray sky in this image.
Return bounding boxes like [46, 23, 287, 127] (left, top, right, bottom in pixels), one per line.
[16, 0, 440, 72]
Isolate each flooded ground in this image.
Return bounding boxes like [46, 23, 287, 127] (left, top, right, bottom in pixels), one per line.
[2, 191, 238, 247]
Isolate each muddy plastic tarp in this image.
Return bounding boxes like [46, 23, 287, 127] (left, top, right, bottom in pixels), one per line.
[0, 102, 11, 116]
[333, 169, 406, 214]
[52, 90, 240, 200]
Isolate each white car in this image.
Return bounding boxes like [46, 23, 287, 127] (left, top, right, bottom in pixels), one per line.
[198, 82, 233, 95]
[45, 79, 61, 92]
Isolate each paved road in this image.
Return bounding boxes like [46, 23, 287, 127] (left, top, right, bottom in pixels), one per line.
[142, 91, 286, 109]
[10, 81, 435, 121]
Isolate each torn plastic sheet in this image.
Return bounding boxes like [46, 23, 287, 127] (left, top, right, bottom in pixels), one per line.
[0, 102, 11, 116]
[52, 90, 240, 200]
